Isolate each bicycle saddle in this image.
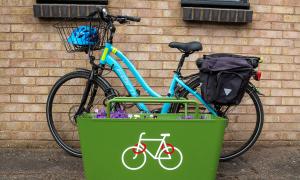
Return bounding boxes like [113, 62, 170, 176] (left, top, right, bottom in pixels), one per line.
[169, 41, 202, 52]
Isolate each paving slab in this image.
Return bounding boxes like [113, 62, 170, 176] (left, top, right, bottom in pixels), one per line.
[0, 146, 299, 180]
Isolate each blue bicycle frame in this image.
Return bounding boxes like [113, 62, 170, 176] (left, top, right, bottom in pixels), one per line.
[99, 43, 217, 116]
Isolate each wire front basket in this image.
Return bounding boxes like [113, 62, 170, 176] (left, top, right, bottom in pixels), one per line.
[54, 17, 109, 53]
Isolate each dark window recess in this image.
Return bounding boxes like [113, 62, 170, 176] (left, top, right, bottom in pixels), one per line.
[33, 0, 107, 18]
[182, 0, 249, 9]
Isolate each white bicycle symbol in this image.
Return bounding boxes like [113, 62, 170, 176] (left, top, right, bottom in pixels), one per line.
[121, 132, 183, 171]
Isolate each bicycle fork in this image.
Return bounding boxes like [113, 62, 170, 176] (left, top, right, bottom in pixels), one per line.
[74, 69, 96, 119]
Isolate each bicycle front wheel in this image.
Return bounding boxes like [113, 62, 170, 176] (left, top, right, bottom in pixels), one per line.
[170, 77, 264, 161]
[46, 70, 115, 157]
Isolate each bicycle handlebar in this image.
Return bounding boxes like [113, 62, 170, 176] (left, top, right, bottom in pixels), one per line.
[116, 15, 141, 22]
[87, 8, 141, 23]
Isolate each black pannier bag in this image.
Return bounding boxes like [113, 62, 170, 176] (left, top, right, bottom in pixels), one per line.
[197, 53, 259, 105]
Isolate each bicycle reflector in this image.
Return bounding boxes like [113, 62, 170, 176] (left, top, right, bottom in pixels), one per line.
[254, 71, 262, 81]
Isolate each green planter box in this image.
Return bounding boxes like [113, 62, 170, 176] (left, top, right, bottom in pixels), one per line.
[77, 97, 226, 180]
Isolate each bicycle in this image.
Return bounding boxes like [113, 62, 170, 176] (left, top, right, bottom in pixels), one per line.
[121, 132, 183, 171]
[46, 8, 264, 161]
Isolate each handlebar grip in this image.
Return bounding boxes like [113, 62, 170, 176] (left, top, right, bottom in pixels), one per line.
[125, 16, 141, 22]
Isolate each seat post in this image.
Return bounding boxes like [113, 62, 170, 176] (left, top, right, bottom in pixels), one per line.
[175, 53, 190, 74]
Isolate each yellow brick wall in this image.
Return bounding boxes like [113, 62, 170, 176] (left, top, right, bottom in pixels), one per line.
[0, 0, 299, 147]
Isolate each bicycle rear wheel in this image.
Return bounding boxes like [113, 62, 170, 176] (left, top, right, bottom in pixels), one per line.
[46, 70, 115, 157]
[170, 77, 264, 161]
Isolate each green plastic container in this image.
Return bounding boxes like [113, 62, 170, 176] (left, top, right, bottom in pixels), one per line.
[78, 97, 226, 180]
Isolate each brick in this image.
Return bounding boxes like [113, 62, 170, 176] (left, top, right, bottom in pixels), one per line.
[49, 34, 60, 41]
[282, 81, 300, 88]
[62, 60, 87, 68]
[0, 51, 22, 58]
[163, 10, 181, 18]
[49, 68, 73, 76]
[0, 33, 23, 41]
[10, 110, 35, 120]
[294, 72, 300, 80]
[272, 6, 294, 14]
[10, 60, 35, 67]
[0, 59, 9, 67]
[271, 22, 293, 30]
[118, 26, 138, 35]
[11, 24, 35, 32]
[151, 1, 169, 9]
[212, 29, 237, 37]
[283, 48, 300, 55]
[24, 68, 48, 76]
[260, 64, 282, 71]
[250, 21, 272, 29]
[282, 97, 300, 105]
[137, 9, 162, 18]
[138, 44, 162, 52]
[0, 104, 23, 112]
[271, 89, 293, 96]
[270, 72, 293, 80]
[252, 5, 272, 13]
[150, 70, 172, 78]
[261, 14, 283, 22]
[0, 24, 10, 32]
[284, 15, 300, 22]
[0, 42, 10, 50]
[114, 43, 138, 52]
[271, 39, 293, 47]
[271, 55, 293, 63]
[125, 1, 151, 8]
[151, 18, 177, 27]
[35, 95, 47, 103]
[12, 42, 35, 50]
[283, 31, 300, 38]
[11, 95, 35, 103]
[260, 47, 282, 54]
[24, 86, 49, 94]
[281, 64, 299, 71]
[0, 85, 23, 94]
[0, 94, 10, 102]
[164, 27, 188, 35]
[36, 42, 61, 50]
[138, 27, 163, 35]
[24, 104, 45, 113]
[293, 89, 300, 96]
[11, 77, 35, 85]
[24, 33, 48, 42]
[0, 68, 23, 76]
[138, 61, 162, 69]
[126, 35, 150, 43]
[0, 77, 10, 85]
[224, 37, 248, 45]
[127, 52, 149, 61]
[258, 80, 281, 88]
[248, 38, 271, 46]
[23, 50, 50, 59]
[150, 53, 176, 61]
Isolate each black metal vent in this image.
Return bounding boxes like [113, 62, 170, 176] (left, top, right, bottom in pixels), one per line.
[181, 0, 249, 9]
[33, 0, 107, 18]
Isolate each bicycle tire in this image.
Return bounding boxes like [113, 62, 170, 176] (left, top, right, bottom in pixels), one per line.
[46, 70, 115, 157]
[170, 76, 264, 161]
